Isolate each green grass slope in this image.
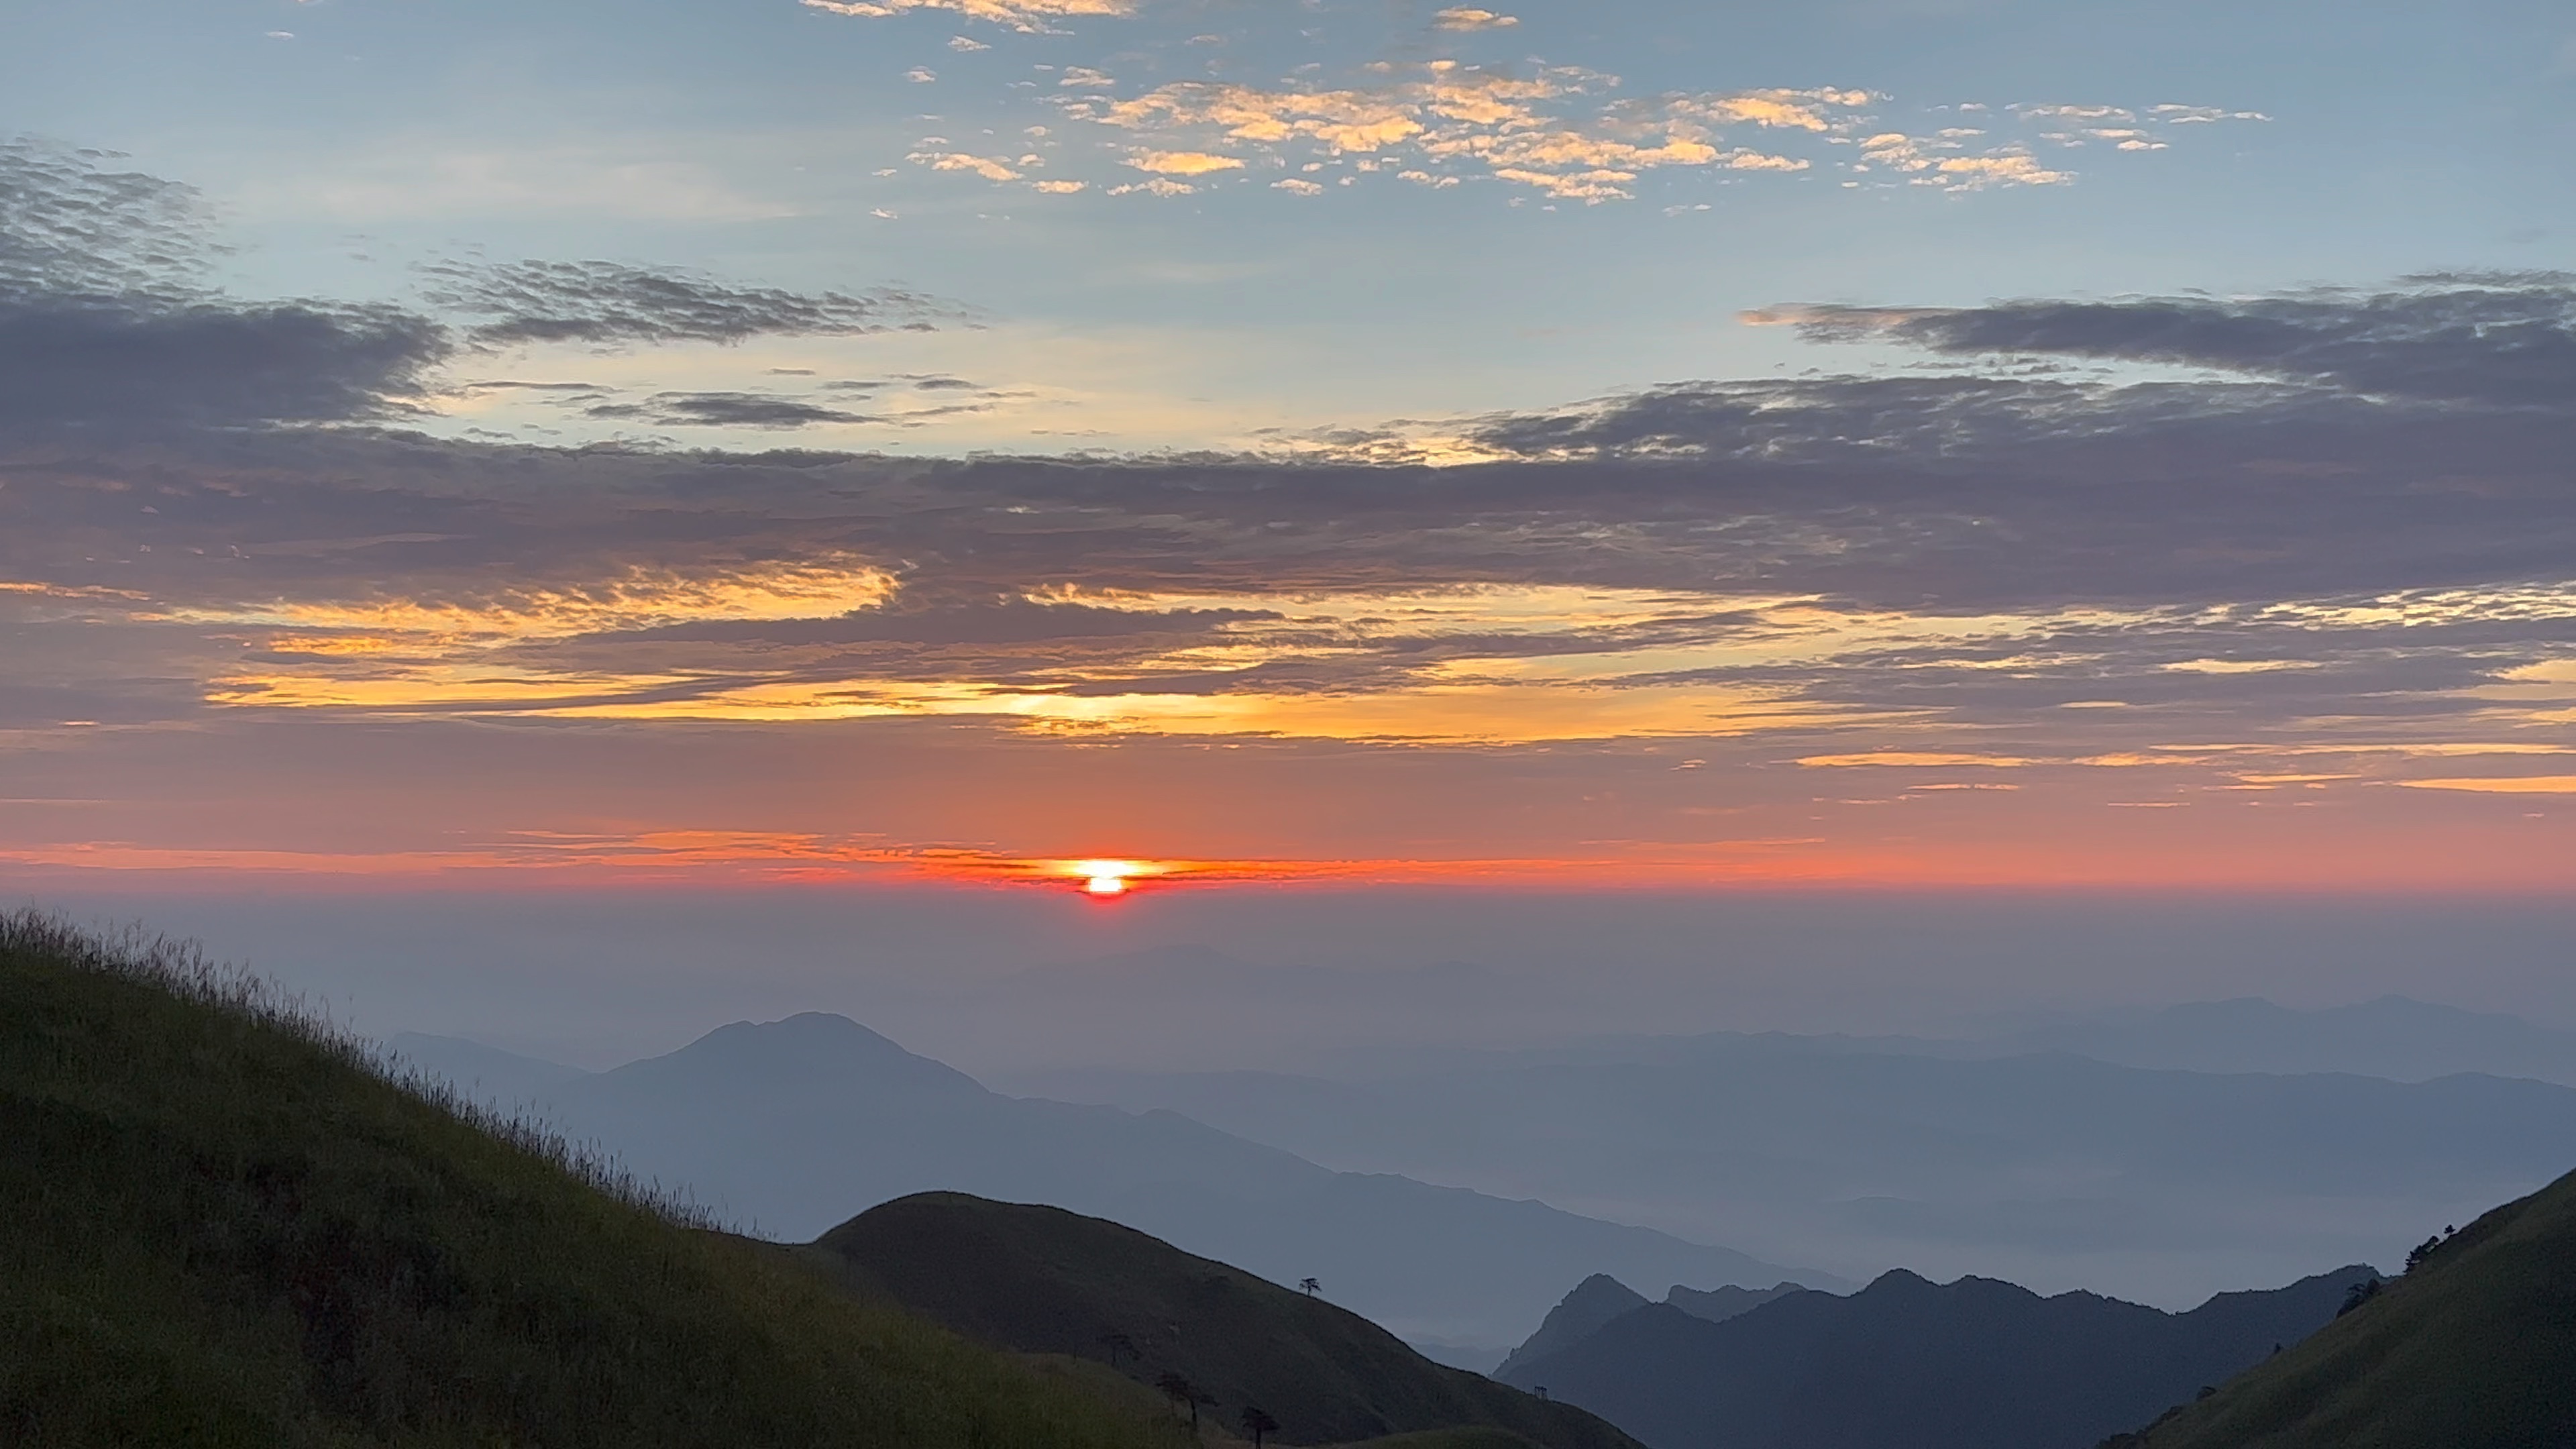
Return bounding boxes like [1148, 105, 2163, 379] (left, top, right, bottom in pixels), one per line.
[2116, 1165, 2576, 1449]
[0, 915, 1183, 1448]
[802, 1192, 1643, 1449]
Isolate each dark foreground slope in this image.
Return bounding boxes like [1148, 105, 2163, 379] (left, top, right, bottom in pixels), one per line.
[808, 1193, 1642, 1449]
[1499, 1264, 2363, 1449]
[0, 916, 1178, 1449]
[2121, 1167, 2576, 1449]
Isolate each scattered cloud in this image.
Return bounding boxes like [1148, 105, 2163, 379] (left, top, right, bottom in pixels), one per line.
[800, 0, 1134, 32]
[1126, 150, 1245, 176]
[1432, 7, 1518, 30]
[910, 148, 1024, 180]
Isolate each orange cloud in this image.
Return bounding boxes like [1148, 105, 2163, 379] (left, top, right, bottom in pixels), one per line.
[801, 0, 1132, 30]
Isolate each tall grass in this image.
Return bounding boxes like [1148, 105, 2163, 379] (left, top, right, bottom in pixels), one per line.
[0, 909, 724, 1230]
[0, 910, 1185, 1448]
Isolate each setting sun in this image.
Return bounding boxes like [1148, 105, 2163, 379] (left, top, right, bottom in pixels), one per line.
[1071, 859, 1147, 897]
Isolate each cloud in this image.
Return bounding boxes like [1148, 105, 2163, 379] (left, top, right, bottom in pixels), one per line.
[583, 390, 882, 428]
[911, 149, 1024, 180]
[1050, 68, 2189, 202]
[0, 138, 217, 301]
[0, 144, 965, 436]
[799, 0, 1133, 31]
[7, 140, 2571, 801]
[0, 298, 448, 431]
[419, 259, 966, 347]
[2398, 777, 2576, 794]
[1856, 132, 2068, 188]
[1126, 150, 1245, 176]
[1432, 7, 1518, 30]
[1760, 276, 2576, 407]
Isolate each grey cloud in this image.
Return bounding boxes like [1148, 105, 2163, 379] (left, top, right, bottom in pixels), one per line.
[0, 141, 445, 432]
[612, 599, 1278, 646]
[584, 391, 883, 429]
[0, 146, 967, 437]
[0, 138, 214, 301]
[0, 299, 447, 431]
[1770, 276, 2576, 409]
[419, 260, 969, 347]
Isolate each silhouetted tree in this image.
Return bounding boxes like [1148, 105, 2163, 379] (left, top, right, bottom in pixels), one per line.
[1099, 1330, 1138, 1369]
[2405, 1235, 2443, 1273]
[1155, 1371, 1205, 1431]
[2337, 1277, 2383, 1316]
[1298, 1277, 1321, 1297]
[1240, 1405, 1280, 1447]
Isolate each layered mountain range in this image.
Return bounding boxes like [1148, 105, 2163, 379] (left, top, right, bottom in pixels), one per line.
[390, 1014, 1821, 1348]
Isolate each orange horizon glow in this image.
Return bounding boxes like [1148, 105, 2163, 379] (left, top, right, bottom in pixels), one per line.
[6, 820, 2576, 896]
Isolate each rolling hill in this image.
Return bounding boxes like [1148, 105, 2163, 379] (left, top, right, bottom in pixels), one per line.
[0, 914, 1181, 1448]
[2112, 1165, 2576, 1448]
[804, 1191, 1643, 1449]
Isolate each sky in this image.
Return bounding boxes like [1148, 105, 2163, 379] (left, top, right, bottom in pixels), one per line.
[4, 0, 2576, 1055]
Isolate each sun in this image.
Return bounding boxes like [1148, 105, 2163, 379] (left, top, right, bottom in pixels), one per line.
[1071, 858, 1145, 897]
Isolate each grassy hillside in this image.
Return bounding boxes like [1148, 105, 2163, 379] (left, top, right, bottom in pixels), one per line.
[804, 1193, 1644, 1449]
[2117, 1166, 2576, 1449]
[0, 914, 1185, 1448]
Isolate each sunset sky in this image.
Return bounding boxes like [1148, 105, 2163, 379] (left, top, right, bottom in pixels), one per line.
[5, 0, 2576, 940]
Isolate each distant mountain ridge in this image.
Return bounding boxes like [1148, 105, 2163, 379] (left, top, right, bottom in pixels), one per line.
[401, 1011, 1820, 1345]
[1016, 1021, 2576, 1307]
[1976, 996, 2576, 1085]
[1495, 1277, 1812, 1380]
[1498, 1264, 2371, 1449]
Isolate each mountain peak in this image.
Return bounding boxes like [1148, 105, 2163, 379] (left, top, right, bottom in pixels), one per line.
[1499, 1274, 1651, 1379]
[601, 1011, 989, 1099]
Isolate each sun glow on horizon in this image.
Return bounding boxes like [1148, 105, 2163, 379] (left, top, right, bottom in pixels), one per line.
[1069, 857, 1150, 896]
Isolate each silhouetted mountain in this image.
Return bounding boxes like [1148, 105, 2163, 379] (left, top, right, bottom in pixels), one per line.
[1664, 1281, 1810, 1326]
[1495, 1276, 1820, 1382]
[464, 1012, 1812, 1344]
[1020, 1038, 2576, 1304]
[1495, 1275, 1648, 1380]
[805, 1191, 1643, 1449]
[1497, 1265, 2367, 1449]
[2115, 1166, 2576, 1449]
